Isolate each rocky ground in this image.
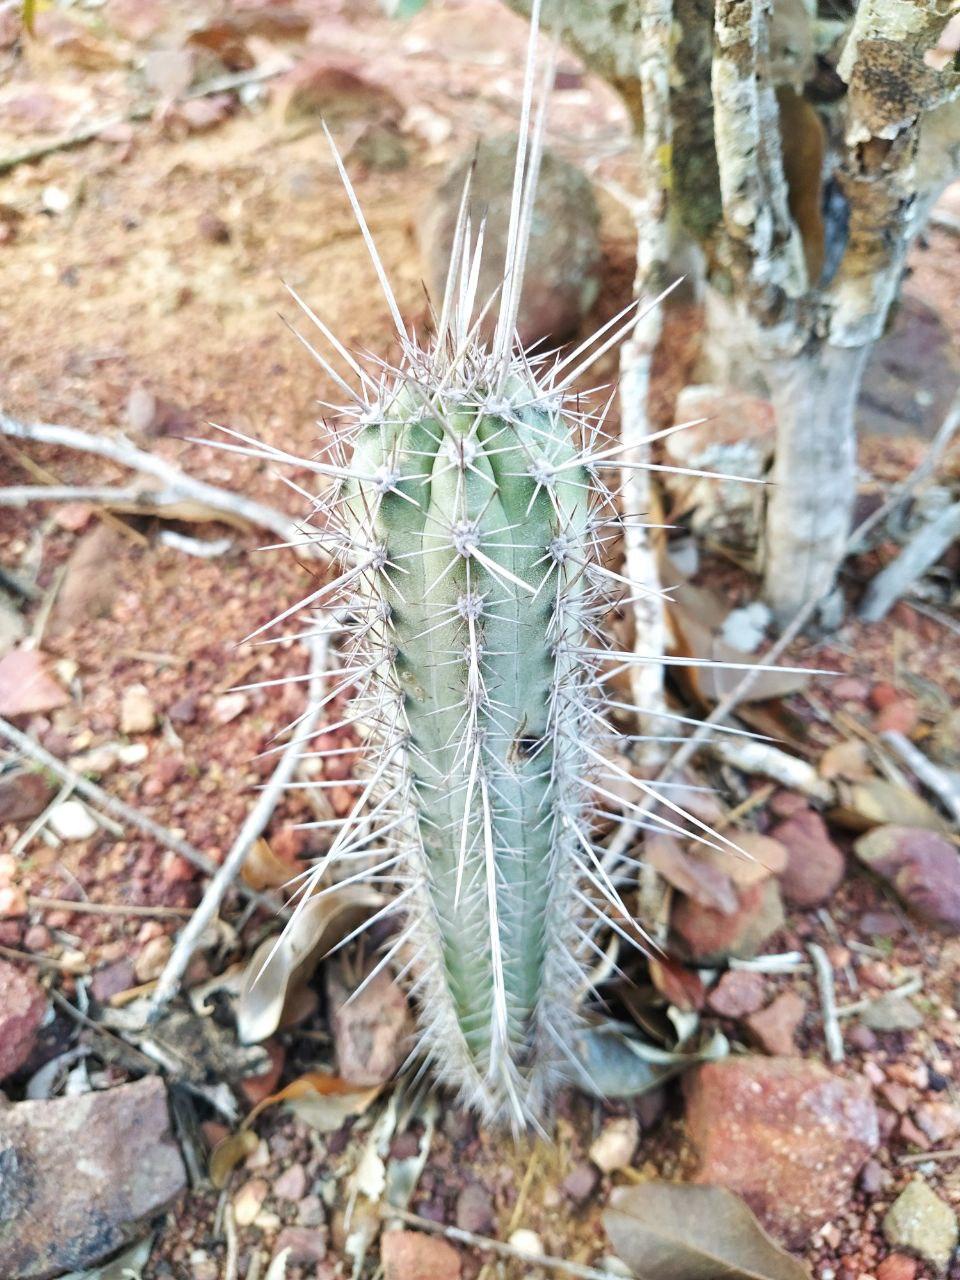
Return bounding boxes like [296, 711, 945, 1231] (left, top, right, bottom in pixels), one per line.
[1, 3, 960, 1280]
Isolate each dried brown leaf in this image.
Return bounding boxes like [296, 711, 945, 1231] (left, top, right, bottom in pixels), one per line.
[209, 1129, 259, 1189]
[604, 1183, 810, 1280]
[0, 647, 68, 716]
[245, 1070, 381, 1133]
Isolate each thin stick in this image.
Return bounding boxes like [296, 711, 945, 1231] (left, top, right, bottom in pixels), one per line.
[28, 895, 193, 919]
[0, 413, 328, 561]
[384, 1209, 624, 1280]
[859, 500, 960, 623]
[0, 942, 86, 972]
[899, 1146, 960, 1164]
[0, 65, 285, 177]
[149, 626, 333, 1011]
[881, 729, 960, 825]
[0, 716, 285, 917]
[807, 942, 844, 1064]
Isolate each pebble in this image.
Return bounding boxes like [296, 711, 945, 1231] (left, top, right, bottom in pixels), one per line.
[913, 1100, 960, 1143]
[274, 1162, 307, 1201]
[90, 958, 136, 1003]
[882, 1178, 958, 1271]
[745, 991, 806, 1056]
[672, 878, 785, 963]
[272, 1226, 329, 1266]
[381, 1229, 461, 1280]
[0, 884, 27, 918]
[211, 692, 248, 725]
[875, 1255, 917, 1280]
[855, 825, 960, 931]
[233, 1177, 268, 1227]
[508, 1230, 544, 1258]
[589, 1116, 639, 1173]
[47, 799, 98, 841]
[455, 1183, 494, 1235]
[134, 934, 172, 983]
[706, 969, 767, 1018]
[862, 995, 923, 1033]
[0, 959, 47, 1081]
[120, 683, 156, 734]
[860, 1159, 886, 1195]
[296, 1194, 326, 1228]
[562, 1161, 600, 1205]
[770, 809, 845, 907]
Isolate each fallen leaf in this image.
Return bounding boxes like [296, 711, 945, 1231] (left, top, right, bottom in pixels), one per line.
[209, 1129, 259, 1189]
[236, 887, 384, 1044]
[61, 1235, 155, 1280]
[264, 1251, 290, 1280]
[573, 1024, 728, 1098]
[245, 1071, 381, 1133]
[0, 647, 68, 716]
[646, 834, 739, 913]
[819, 739, 874, 783]
[831, 779, 949, 834]
[604, 1183, 810, 1280]
[241, 837, 295, 891]
[703, 832, 789, 888]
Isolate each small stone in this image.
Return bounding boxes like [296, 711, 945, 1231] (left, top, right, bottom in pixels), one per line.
[876, 1255, 917, 1280]
[455, 1183, 494, 1234]
[329, 966, 412, 1086]
[707, 969, 767, 1018]
[211, 692, 248, 725]
[120, 683, 156, 734]
[295, 1194, 325, 1228]
[508, 1230, 543, 1258]
[23, 925, 51, 952]
[0, 1077, 185, 1276]
[234, 1177, 268, 1227]
[198, 211, 230, 243]
[0, 884, 27, 918]
[272, 1226, 329, 1266]
[854, 826, 960, 930]
[873, 698, 918, 736]
[882, 1178, 958, 1272]
[685, 1057, 879, 1247]
[848, 1024, 878, 1051]
[672, 878, 785, 963]
[562, 1161, 600, 1205]
[420, 134, 601, 348]
[880, 1082, 912, 1114]
[274, 1162, 308, 1201]
[47, 799, 98, 841]
[90, 958, 136, 1003]
[589, 1115, 639, 1173]
[0, 770, 54, 824]
[859, 910, 903, 937]
[860, 1159, 886, 1194]
[745, 991, 806, 1056]
[913, 1101, 960, 1144]
[134, 933, 172, 983]
[126, 386, 159, 434]
[381, 1229, 461, 1280]
[898, 1116, 931, 1150]
[0, 960, 47, 1081]
[862, 995, 923, 1032]
[770, 809, 845, 907]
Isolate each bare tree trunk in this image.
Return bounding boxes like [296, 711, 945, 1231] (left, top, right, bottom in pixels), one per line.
[764, 344, 870, 621]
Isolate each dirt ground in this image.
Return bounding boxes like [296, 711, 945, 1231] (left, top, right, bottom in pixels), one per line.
[1, 3, 960, 1280]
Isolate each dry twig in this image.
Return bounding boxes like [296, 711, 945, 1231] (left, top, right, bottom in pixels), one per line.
[807, 942, 844, 1064]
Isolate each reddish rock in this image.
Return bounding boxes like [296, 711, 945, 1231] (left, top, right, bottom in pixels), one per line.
[0, 884, 27, 918]
[0, 770, 54, 824]
[562, 1161, 599, 1205]
[0, 1078, 185, 1278]
[685, 1057, 879, 1247]
[768, 790, 808, 818]
[873, 698, 918, 736]
[328, 966, 412, 1086]
[455, 1183, 494, 1234]
[913, 1100, 960, 1144]
[273, 56, 401, 126]
[854, 826, 960, 930]
[876, 1255, 918, 1280]
[272, 1226, 329, 1266]
[745, 991, 806, 1055]
[707, 969, 767, 1018]
[879, 1081, 912, 1114]
[672, 878, 784, 963]
[770, 809, 845, 907]
[89, 958, 136, 1003]
[870, 682, 900, 710]
[381, 1230, 461, 1280]
[0, 960, 47, 1081]
[274, 1162, 308, 1201]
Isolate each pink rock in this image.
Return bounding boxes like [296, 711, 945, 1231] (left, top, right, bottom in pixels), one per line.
[273, 1162, 308, 1202]
[685, 1057, 879, 1247]
[272, 1226, 329, 1266]
[672, 879, 784, 963]
[0, 770, 54, 824]
[854, 826, 960, 930]
[913, 1101, 960, 1144]
[745, 991, 806, 1056]
[328, 967, 413, 1087]
[0, 885, 27, 918]
[876, 1256, 918, 1280]
[381, 1230, 461, 1280]
[0, 1078, 186, 1276]
[455, 1183, 494, 1234]
[873, 698, 918, 736]
[706, 969, 767, 1018]
[90, 959, 136, 1003]
[770, 809, 845, 907]
[0, 960, 47, 1080]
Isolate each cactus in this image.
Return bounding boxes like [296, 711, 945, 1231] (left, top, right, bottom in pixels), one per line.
[237, 17, 756, 1129]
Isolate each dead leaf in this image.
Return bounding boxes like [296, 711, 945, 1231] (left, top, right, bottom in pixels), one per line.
[0, 647, 68, 716]
[819, 739, 874, 783]
[703, 832, 788, 889]
[61, 1235, 155, 1280]
[209, 1129, 259, 1189]
[245, 1071, 381, 1133]
[604, 1183, 810, 1280]
[237, 887, 384, 1044]
[242, 837, 295, 891]
[264, 1251, 290, 1280]
[573, 1024, 728, 1098]
[647, 834, 739, 914]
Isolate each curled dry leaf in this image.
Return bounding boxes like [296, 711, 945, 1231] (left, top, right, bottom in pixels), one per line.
[236, 886, 384, 1043]
[830, 779, 949, 834]
[573, 1024, 728, 1098]
[604, 1183, 810, 1280]
[209, 1129, 259, 1189]
[241, 836, 295, 891]
[245, 1071, 381, 1133]
[646, 834, 739, 914]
